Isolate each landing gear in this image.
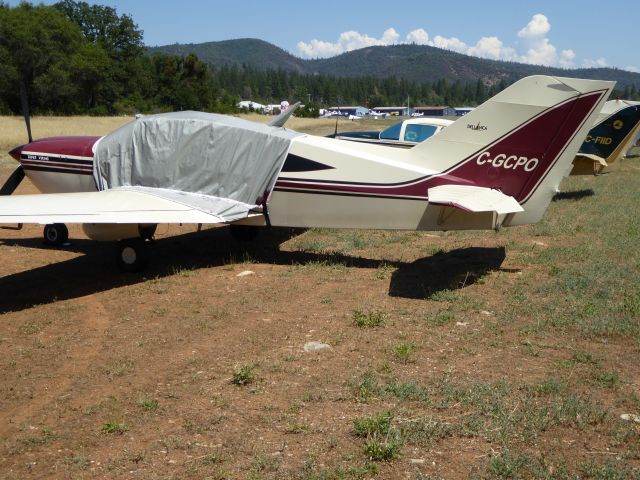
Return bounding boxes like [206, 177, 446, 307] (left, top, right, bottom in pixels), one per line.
[138, 224, 157, 241]
[229, 224, 261, 242]
[43, 223, 68, 246]
[116, 239, 149, 273]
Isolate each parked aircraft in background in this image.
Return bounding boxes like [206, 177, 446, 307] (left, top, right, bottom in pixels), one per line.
[0, 76, 614, 271]
[368, 110, 389, 118]
[332, 98, 640, 176]
[571, 99, 640, 175]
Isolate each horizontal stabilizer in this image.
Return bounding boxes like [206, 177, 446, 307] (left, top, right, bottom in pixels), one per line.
[575, 153, 608, 167]
[570, 153, 608, 175]
[428, 185, 524, 215]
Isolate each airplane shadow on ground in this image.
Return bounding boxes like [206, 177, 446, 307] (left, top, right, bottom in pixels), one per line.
[0, 227, 508, 314]
[553, 188, 595, 201]
[388, 246, 506, 299]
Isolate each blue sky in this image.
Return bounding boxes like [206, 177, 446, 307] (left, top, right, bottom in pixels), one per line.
[8, 0, 639, 71]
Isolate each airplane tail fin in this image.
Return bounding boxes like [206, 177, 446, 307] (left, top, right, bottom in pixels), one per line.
[577, 100, 640, 165]
[268, 102, 301, 128]
[410, 75, 614, 225]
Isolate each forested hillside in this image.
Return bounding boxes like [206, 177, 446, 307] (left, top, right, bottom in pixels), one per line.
[151, 39, 640, 90]
[2, 2, 639, 116]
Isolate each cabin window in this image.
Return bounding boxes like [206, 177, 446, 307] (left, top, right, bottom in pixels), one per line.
[380, 121, 403, 141]
[404, 124, 438, 142]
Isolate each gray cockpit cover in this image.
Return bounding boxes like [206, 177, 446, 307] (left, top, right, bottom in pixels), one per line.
[93, 111, 301, 222]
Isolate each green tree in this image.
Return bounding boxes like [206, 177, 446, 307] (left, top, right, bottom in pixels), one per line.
[54, 0, 145, 110]
[475, 78, 487, 105]
[53, 0, 143, 59]
[0, 2, 94, 113]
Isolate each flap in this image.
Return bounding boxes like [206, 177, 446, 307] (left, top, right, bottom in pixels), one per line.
[428, 185, 524, 214]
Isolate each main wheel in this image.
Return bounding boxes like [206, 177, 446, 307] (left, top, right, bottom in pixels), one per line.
[43, 223, 69, 246]
[138, 224, 157, 241]
[229, 224, 261, 242]
[116, 239, 149, 273]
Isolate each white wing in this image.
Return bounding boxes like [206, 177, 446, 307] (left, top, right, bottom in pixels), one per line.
[0, 188, 245, 225]
[428, 185, 524, 215]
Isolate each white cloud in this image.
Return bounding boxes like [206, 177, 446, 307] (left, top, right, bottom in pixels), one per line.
[295, 14, 604, 69]
[297, 28, 473, 58]
[625, 65, 640, 73]
[468, 36, 517, 61]
[381, 28, 400, 45]
[297, 29, 401, 58]
[523, 39, 557, 65]
[296, 39, 343, 58]
[559, 49, 576, 69]
[405, 29, 468, 53]
[512, 14, 575, 67]
[583, 57, 608, 68]
[406, 28, 429, 45]
[517, 14, 551, 38]
[432, 35, 467, 53]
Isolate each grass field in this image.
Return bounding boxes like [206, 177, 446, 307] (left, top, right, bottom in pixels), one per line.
[0, 116, 639, 479]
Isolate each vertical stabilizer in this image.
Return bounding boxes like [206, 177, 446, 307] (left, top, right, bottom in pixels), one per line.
[578, 100, 640, 164]
[410, 76, 614, 224]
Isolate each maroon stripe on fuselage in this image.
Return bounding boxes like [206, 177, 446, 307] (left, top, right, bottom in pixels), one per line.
[21, 158, 93, 170]
[275, 91, 606, 202]
[22, 165, 94, 176]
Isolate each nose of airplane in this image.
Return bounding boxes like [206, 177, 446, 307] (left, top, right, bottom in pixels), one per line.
[8, 144, 25, 162]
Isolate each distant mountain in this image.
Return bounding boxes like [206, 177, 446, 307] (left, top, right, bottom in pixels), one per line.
[148, 38, 640, 89]
[148, 38, 306, 73]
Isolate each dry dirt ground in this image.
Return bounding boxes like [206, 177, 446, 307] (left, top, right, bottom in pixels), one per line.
[0, 116, 639, 479]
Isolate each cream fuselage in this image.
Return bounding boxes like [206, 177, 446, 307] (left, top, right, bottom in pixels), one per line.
[13, 134, 497, 233]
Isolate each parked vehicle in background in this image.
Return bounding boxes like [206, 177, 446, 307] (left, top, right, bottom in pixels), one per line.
[328, 117, 453, 148]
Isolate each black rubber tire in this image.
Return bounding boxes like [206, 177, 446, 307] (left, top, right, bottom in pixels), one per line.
[116, 239, 149, 273]
[138, 224, 157, 240]
[229, 224, 261, 242]
[43, 223, 69, 246]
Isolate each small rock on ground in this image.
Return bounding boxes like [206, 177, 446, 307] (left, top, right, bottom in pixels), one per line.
[303, 341, 332, 353]
[620, 413, 640, 423]
[236, 270, 255, 277]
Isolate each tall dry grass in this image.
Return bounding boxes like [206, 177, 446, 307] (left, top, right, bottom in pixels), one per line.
[1, 116, 133, 150]
[0, 116, 133, 166]
[238, 112, 396, 136]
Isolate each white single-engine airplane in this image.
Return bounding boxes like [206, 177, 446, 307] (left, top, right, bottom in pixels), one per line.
[0, 76, 613, 271]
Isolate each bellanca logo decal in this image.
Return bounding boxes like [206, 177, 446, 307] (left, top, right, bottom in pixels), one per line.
[467, 122, 488, 131]
[476, 152, 539, 172]
[613, 119, 624, 130]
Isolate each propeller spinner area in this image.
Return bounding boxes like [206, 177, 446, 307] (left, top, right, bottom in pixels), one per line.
[1, 82, 32, 196]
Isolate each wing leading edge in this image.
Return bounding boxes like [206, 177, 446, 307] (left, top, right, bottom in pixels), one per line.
[0, 188, 250, 225]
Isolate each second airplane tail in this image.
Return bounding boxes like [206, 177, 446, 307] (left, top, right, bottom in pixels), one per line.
[410, 75, 614, 225]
